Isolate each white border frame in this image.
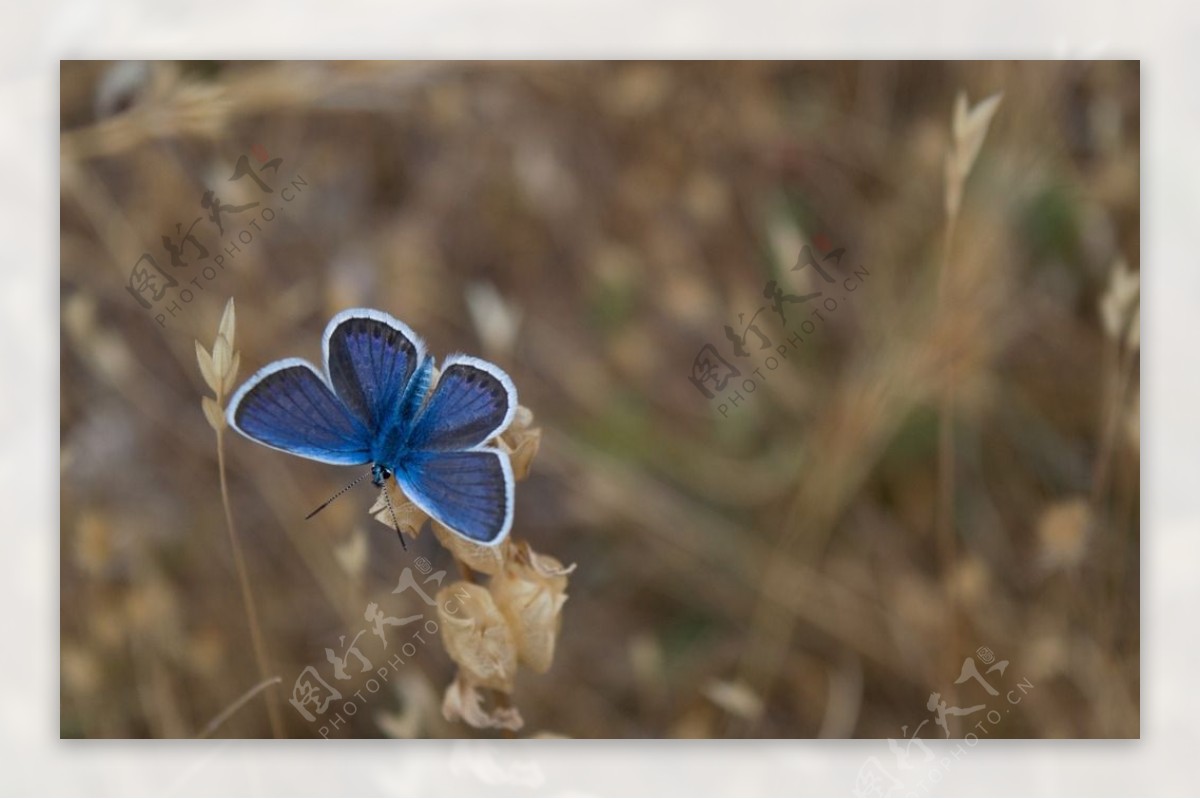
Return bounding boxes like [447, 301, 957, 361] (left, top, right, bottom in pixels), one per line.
[23, 2, 1197, 795]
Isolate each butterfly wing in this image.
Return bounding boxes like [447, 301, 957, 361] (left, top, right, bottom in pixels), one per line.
[405, 355, 517, 451]
[394, 355, 518, 545]
[395, 448, 514, 545]
[323, 308, 426, 437]
[226, 358, 373, 464]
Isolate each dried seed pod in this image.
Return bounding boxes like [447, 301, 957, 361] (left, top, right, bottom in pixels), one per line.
[491, 541, 573, 673]
[432, 521, 508, 576]
[436, 581, 518, 692]
[368, 479, 429, 541]
[441, 671, 524, 732]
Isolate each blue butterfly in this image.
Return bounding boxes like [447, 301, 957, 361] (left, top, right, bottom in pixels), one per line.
[225, 308, 517, 547]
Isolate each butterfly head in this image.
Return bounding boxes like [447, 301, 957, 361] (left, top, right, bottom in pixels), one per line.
[371, 463, 393, 488]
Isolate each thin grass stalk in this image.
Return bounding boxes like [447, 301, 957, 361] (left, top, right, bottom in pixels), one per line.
[216, 425, 285, 738]
[197, 676, 284, 739]
[935, 212, 962, 736]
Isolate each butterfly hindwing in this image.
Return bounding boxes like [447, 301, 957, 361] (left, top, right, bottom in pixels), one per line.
[323, 308, 425, 437]
[406, 355, 516, 452]
[395, 448, 514, 544]
[226, 358, 373, 465]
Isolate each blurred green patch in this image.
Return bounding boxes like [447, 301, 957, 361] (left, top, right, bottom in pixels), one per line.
[1021, 182, 1081, 264]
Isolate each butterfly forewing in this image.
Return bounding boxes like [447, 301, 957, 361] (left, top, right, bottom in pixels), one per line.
[323, 309, 425, 437]
[226, 359, 373, 465]
[405, 355, 516, 452]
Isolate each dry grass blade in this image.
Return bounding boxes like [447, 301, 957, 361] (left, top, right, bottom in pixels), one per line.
[946, 91, 1003, 218]
[195, 342, 219, 395]
[201, 396, 226, 432]
[218, 297, 237, 348]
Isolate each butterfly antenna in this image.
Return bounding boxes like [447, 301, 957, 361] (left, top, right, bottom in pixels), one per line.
[305, 470, 373, 520]
[381, 480, 409, 551]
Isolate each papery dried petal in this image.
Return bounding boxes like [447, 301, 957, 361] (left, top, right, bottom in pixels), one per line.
[432, 521, 508, 576]
[437, 582, 517, 692]
[491, 541, 573, 673]
[495, 404, 541, 480]
[369, 479, 429, 540]
[491, 571, 565, 674]
[441, 671, 524, 732]
[510, 404, 534, 431]
[512, 539, 576, 585]
[505, 428, 541, 482]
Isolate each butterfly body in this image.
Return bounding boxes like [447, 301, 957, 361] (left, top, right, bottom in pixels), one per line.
[226, 309, 517, 546]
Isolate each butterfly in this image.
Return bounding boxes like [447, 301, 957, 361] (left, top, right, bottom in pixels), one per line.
[225, 308, 517, 548]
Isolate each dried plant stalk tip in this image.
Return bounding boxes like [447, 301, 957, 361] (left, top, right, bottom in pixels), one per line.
[218, 297, 236, 348]
[195, 341, 220, 394]
[945, 90, 1002, 219]
[212, 334, 233, 386]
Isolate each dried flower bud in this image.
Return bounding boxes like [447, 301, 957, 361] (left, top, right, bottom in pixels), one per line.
[441, 671, 524, 732]
[432, 521, 508, 575]
[498, 405, 541, 481]
[490, 540, 573, 673]
[437, 581, 517, 692]
[369, 479, 429, 541]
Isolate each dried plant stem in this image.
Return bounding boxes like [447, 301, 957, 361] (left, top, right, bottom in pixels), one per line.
[216, 426, 285, 738]
[1090, 339, 1138, 655]
[1091, 342, 1138, 506]
[935, 208, 962, 735]
[196, 676, 283, 739]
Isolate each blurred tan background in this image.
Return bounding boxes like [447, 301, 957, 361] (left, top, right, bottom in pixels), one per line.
[59, 60, 1139, 739]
